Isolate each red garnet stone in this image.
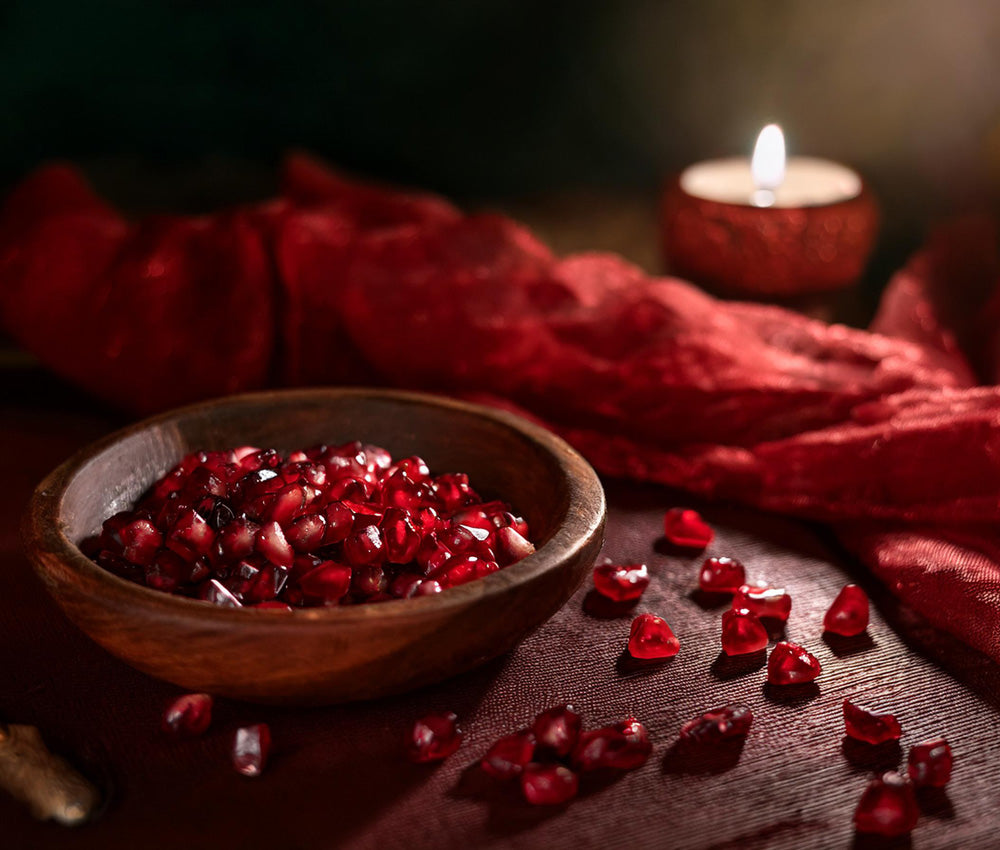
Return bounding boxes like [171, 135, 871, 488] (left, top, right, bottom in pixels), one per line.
[628, 613, 680, 660]
[592, 562, 649, 602]
[853, 771, 919, 837]
[663, 508, 713, 549]
[823, 584, 870, 636]
[767, 642, 821, 685]
[843, 699, 902, 745]
[908, 739, 953, 787]
[406, 711, 462, 763]
[721, 607, 768, 656]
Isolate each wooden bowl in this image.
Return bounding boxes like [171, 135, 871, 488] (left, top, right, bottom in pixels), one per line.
[23, 389, 606, 705]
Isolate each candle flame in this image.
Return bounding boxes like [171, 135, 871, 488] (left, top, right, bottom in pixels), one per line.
[751, 124, 785, 207]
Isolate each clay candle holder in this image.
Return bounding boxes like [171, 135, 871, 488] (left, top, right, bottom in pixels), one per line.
[661, 124, 879, 299]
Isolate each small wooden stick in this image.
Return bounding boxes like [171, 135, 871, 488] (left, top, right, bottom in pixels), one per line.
[0, 723, 100, 825]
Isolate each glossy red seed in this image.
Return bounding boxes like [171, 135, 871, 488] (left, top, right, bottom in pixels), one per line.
[824, 584, 870, 636]
[481, 731, 536, 780]
[493, 526, 536, 566]
[679, 705, 753, 744]
[663, 507, 713, 548]
[853, 772, 919, 837]
[161, 693, 213, 735]
[285, 513, 327, 552]
[144, 549, 187, 592]
[843, 699, 902, 745]
[351, 564, 387, 598]
[413, 579, 443, 596]
[406, 711, 462, 762]
[298, 562, 352, 605]
[593, 562, 649, 602]
[733, 584, 792, 621]
[573, 717, 652, 771]
[698, 557, 745, 593]
[767, 641, 822, 685]
[628, 613, 680, 659]
[343, 524, 385, 566]
[166, 508, 216, 560]
[907, 739, 953, 787]
[265, 484, 306, 525]
[120, 519, 163, 566]
[256, 521, 294, 568]
[232, 724, 271, 778]
[381, 508, 421, 564]
[215, 518, 259, 562]
[721, 607, 768, 656]
[532, 704, 582, 757]
[198, 578, 242, 608]
[520, 764, 579, 806]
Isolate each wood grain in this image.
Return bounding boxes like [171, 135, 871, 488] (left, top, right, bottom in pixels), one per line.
[21, 389, 606, 704]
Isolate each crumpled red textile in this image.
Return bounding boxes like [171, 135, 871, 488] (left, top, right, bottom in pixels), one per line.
[2, 154, 1000, 662]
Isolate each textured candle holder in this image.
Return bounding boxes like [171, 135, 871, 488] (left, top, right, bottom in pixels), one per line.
[660, 177, 879, 298]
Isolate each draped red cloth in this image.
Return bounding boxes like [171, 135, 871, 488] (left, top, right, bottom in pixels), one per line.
[3, 154, 1000, 661]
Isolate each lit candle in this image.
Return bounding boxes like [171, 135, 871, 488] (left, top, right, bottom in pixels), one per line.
[661, 125, 878, 299]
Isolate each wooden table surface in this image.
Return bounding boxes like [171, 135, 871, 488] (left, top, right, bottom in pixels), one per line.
[1, 367, 997, 850]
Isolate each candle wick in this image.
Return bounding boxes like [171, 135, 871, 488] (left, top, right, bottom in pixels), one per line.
[751, 189, 775, 208]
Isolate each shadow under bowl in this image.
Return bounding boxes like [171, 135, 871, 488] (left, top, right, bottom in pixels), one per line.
[23, 388, 606, 705]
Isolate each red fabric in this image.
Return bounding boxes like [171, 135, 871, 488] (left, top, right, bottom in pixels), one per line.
[2, 158, 1000, 661]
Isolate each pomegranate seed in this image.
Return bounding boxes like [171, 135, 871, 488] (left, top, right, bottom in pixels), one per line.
[120, 519, 163, 566]
[593, 562, 649, 602]
[215, 517, 259, 562]
[145, 549, 188, 592]
[481, 731, 536, 780]
[824, 584, 870, 636]
[265, 484, 306, 525]
[256, 521, 294, 568]
[721, 607, 768, 656]
[679, 705, 753, 744]
[161, 693, 213, 735]
[628, 613, 680, 660]
[232, 724, 271, 778]
[413, 579, 443, 596]
[433, 473, 477, 511]
[431, 553, 484, 587]
[698, 557, 745, 593]
[351, 564, 387, 598]
[767, 641, 822, 685]
[853, 772, 919, 837]
[285, 513, 327, 552]
[843, 699, 902, 745]
[322, 502, 355, 544]
[298, 562, 352, 605]
[907, 739, 953, 787]
[198, 578, 242, 608]
[391, 456, 431, 483]
[520, 764, 579, 806]
[573, 717, 652, 771]
[343, 524, 385, 566]
[493, 526, 536, 566]
[166, 508, 216, 561]
[381, 508, 421, 564]
[733, 584, 791, 621]
[389, 572, 423, 599]
[406, 711, 462, 762]
[663, 507, 713, 548]
[532, 704, 581, 757]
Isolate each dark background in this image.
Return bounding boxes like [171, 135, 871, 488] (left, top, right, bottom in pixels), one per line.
[1, 0, 999, 288]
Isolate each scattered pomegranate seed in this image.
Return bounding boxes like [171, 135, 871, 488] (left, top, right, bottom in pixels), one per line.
[481, 731, 536, 780]
[592, 562, 649, 602]
[532, 704, 582, 757]
[823, 584, 870, 637]
[853, 771, 919, 837]
[908, 739, 953, 787]
[679, 704, 753, 744]
[698, 556, 745, 593]
[86, 444, 534, 609]
[733, 584, 792, 622]
[520, 763, 579, 806]
[406, 711, 462, 763]
[663, 508, 713, 548]
[232, 723, 271, 778]
[161, 693, 213, 735]
[627, 613, 680, 660]
[721, 607, 768, 656]
[573, 717, 652, 771]
[843, 699, 902, 745]
[767, 641, 822, 685]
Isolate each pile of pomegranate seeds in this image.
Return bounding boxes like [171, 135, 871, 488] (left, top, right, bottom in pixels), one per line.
[678, 704, 753, 744]
[843, 699, 902, 745]
[853, 771, 919, 837]
[766, 641, 822, 686]
[662, 508, 713, 549]
[82, 442, 534, 608]
[823, 584, 870, 636]
[479, 704, 651, 806]
[627, 613, 680, 660]
[232, 723, 272, 777]
[161, 693, 214, 736]
[406, 711, 463, 763]
[907, 739, 953, 787]
[592, 562, 649, 602]
[698, 556, 745, 593]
